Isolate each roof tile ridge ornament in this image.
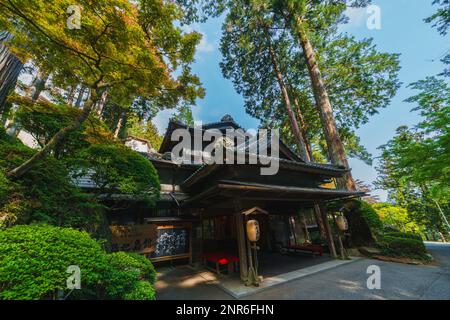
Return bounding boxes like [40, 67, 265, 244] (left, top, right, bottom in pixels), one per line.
[221, 114, 235, 122]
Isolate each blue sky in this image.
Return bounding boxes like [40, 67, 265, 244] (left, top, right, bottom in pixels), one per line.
[154, 0, 449, 201]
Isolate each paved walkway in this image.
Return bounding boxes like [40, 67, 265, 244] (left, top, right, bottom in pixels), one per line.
[155, 242, 450, 300]
[246, 242, 450, 300]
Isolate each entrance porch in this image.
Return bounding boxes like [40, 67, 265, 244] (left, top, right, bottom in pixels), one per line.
[184, 179, 363, 286]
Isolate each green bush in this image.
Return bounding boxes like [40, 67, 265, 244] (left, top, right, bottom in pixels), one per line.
[0, 125, 7, 141]
[72, 144, 160, 206]
[358, 201, 384, 233]
[0, 225, 157, 300]
[123, 281, 156, 300]
[0, 171, 9, 203]
[104, 252, 156, 300]
[0, 225, 108, 300]
[343, 200, 383, 246]
[373, 203, 423, 234]
[385, 231, 422, 241]
[0, 138, 106, 234]
[379, 236, 428, 260]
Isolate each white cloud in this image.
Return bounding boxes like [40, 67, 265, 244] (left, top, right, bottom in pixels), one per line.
[153, 109, 177, 135]
[342, 7, 368, 29]
[182, 24, 215, 54]
[197, 33, 215, 53]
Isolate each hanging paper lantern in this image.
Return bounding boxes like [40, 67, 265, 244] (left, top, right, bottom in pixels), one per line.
[246, 220, 260, 242]
[336, 215, 349, 231]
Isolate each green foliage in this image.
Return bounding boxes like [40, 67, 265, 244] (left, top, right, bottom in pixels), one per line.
[379, 236, 428, 260]
[0, 0, 204, 179]
[219, 0, 399, 162]
[0, 122, 159, 231]
[73, 144, 160, 206]
[0, 135, 105, 233]
[373, 203, 423, 234]
[385, 232, 423, 242]
[355, 200, 384, 233]
[0, 225, 157, 300]
[123, 281, 156, 300]
[104, 252, 156, 300]
[11, 96, 114, 156]
[172, 104, 195, 127]
[126, 115, 163, 151]
[0, 171, 8, 203]
[425, 0, 450, 36]
[426, 0, 449, 76]
[0, 225, 108, 300]
[0, 0, 204, 103]
[0, 125, 7, 141]
[342, 200, 383, 247]
[376, 77, 449, 232]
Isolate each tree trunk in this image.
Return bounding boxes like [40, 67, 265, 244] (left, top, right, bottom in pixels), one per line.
[8, 69, 49, 136]
[114, 111, 125, 139]
[30, 70, 49, 102]
[264, 25, 331, 241]
[293, 95, 314, 161]
[95, 88, 109, 119]
[6, 88, 99, 179]
[0, 32, 23, 115]
[295, 21, 356, 191]
[264, 26, 309, 161]
[66, 85, 77, 106]
[74, 85, 87, 108]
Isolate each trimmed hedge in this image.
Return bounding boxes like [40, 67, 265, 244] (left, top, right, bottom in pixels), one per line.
[104, 252, 156, 300]
[379, 236, 428, 260]
[0, 225, 108, 300]
[343, 200, 383, 246]
[385, 232, 422, 242]
[0, 225, 156, 300]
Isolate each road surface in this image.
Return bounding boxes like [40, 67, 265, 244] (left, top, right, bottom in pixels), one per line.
[156, 242, 450, 300]
[245, 242, 450, 300]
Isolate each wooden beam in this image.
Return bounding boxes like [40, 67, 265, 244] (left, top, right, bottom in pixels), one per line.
[318, 202, 337, 259]
[241, 206, 269, 216]
[234, 198, 249, 281]
[313, 204, 327, 238]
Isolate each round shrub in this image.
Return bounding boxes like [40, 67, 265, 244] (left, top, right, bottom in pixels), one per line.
[74, 144, 160, 206]
[0, 225, 108, 300]
[123, 281, 156, 300]
[0, 225, 158, 300]
[104, 252, 156, 300]
[379, 236, 428, 260]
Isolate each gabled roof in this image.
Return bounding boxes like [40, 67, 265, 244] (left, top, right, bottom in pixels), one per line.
[183, 180, 365, 206]
[159, 115, 304, 162]
[180, 157, 349, 189]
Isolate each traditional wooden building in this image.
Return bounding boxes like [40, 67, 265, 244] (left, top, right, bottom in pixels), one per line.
[109, 115, 363, 285]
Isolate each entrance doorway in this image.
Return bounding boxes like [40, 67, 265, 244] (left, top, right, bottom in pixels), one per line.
[251, 212, 330, 278]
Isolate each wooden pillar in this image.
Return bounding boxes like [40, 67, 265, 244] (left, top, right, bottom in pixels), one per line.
[189, 222, 193, 265]
[313, 204, 327, 238]
[234, 199, 248, 280]
[332, 214, 349, 260]
[318, 202, 337, 259]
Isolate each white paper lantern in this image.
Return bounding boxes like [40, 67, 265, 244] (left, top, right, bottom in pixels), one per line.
[246, 220, 260, 242]
[336, 216, 349, 231]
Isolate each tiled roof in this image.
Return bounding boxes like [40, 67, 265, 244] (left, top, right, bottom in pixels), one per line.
[180, 155, 348, 188]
